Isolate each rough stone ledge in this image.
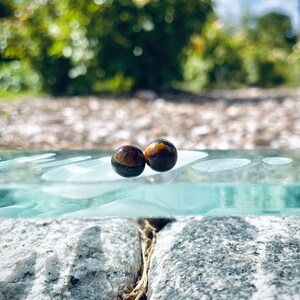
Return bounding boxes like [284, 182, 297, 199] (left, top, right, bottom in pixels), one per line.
[148, 216, 300, 300]
[1, 217, 300, 300]
[0, 218, 141, 300]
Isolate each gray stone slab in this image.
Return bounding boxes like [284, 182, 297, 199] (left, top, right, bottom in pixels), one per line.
[148, 216, 300, 300]
[0, 219, 141, 300]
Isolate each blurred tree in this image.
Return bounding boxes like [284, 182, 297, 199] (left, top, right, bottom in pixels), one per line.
[0, 0, 14, 19]
[253, 12, 297, 49]
[243, 11, 297, 87]
[182, 18, 248, 90]
[89, 0, 213, 90]
[1, 1, 299, 94]
[181, 10, 299, 90]
[0, 0, 214, 95]
[0, 0, 42, 93]
[203, 20, 247, 88]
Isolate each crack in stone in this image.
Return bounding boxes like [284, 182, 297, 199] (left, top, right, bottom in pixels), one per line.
[123, 218, 174, 300]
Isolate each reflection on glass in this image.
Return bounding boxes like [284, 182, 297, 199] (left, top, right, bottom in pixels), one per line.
[0, 149, 299, 218]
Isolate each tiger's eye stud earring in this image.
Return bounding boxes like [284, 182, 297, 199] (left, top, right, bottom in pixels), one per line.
[144, 138, 177, 172]
[111, 145, 145, 177]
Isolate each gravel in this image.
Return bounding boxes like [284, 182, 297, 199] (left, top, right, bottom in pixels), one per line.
[0, 88, 299, 150]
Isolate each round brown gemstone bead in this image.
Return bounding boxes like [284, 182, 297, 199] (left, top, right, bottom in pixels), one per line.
[111, 145, 145, 177]
[144, 138, 177, 172]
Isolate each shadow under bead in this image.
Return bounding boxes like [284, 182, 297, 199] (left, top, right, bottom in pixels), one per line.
[111, 145, 145, 177]
[144, 138, 178, 172]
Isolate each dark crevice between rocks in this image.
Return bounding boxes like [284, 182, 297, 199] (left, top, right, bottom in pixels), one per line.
[121, 218, 174, 300]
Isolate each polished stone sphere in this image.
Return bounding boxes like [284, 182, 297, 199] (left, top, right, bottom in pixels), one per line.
[144, 138, 177, 172]
[111, 145, 145, 177]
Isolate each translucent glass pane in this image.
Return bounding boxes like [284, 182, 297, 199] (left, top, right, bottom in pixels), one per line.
[0, 149, 299, 218]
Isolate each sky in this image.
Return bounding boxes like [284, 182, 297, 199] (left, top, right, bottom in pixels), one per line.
[214, 0, 300, 31]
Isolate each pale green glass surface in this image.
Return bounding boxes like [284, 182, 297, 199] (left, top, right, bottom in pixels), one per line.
[0, 149, 299, 218]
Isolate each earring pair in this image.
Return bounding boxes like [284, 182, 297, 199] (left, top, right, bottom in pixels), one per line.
[111, 138, 178, 178]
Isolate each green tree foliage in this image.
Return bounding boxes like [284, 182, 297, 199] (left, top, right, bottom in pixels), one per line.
[0, 0, 14, 19]
[182, 18, 248, 90]
[243, 11, 298, 87]
[253, 12, 296, 49]
[91, 0, 213, 90]
[182, 11, 299, 90]
[0, 0, 213, 95]
[0, 1, 299, 94]
[201, 19, 247, 88]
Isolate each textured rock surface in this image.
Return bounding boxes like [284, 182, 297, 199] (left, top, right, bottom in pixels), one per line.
[148, 216, 300, 300]
[0, 219, 141, 300]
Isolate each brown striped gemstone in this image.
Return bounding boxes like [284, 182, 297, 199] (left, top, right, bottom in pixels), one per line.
[144, 139, 177, 172]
